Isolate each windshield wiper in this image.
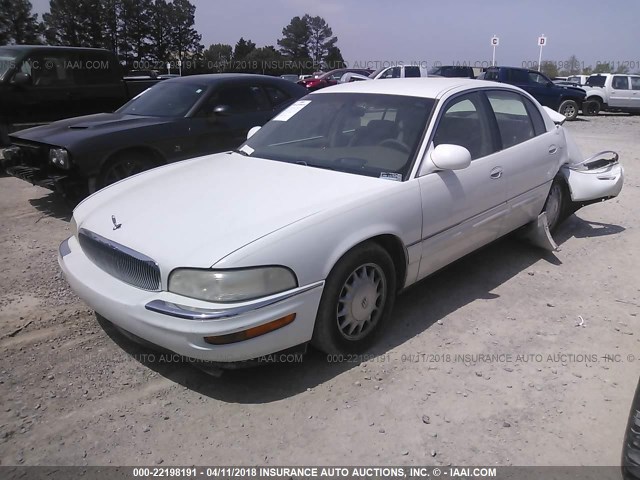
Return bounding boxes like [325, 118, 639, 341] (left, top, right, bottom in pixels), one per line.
[295, 160, 335, 171]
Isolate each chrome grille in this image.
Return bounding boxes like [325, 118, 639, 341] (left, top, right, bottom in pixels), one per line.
[78, 229, 161, 291]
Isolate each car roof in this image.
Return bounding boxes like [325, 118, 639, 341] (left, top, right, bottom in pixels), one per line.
[0, 45, 112, 53]
[312, 78, 524, 99]
[161, 73, 297, 85]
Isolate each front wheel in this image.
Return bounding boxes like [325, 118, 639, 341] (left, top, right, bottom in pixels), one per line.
[98, 152, 156, 189]
[543, 178, 568, 232]
[559, 100, 579, 121]
[312, 243, 396, 355]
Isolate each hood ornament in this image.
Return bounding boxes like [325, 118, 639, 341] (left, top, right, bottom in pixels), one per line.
[112, 215, 122, 230]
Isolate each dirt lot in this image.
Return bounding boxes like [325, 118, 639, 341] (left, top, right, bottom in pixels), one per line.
[1, 114, 639, 467]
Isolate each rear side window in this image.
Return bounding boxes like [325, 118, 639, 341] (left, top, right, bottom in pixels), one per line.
[77, 52, 120, 85]
[612, 76, 630, 90]
[486, 90, 536, 149]
[631, 77, 640, 90]
[405, 66, 421, 78]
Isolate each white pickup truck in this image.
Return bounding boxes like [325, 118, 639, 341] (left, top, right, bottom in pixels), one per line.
[582, 73, 640, 115]
[341, 65, 428, 83]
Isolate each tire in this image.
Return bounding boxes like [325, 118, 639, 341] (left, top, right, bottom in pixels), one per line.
[312, 242, 396, 355]
[558, 99, 579, 121]
[98, 151, 156, 189]
[583, 99, 601, 116]
[543, 178, 568, 233]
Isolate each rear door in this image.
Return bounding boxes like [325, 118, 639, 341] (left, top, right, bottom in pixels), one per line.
[609, 75, 631, 108]
[417, 91, 507, 279]
[484, 89, 560, 231]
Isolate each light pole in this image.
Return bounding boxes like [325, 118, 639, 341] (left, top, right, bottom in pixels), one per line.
[491, 35, 499, 66]
[537, 35, 547, 72]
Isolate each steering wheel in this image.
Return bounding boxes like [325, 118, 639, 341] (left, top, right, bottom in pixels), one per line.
[378, 138, 410, 153]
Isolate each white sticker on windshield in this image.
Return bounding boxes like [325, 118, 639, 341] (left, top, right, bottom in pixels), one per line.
[273, 100, 312, 121]
[196, 88, 203, 93]
[380, 172, 403, 182]
[239, 145, 254, 155]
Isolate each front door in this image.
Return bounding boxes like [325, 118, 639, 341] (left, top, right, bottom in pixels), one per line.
[417, 91, 507, 280]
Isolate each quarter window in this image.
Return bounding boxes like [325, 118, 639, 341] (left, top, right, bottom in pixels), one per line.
[486, 91, 536, 149]
[631, 77, 640, 90]
[433, 92, 495, 160]
[264, 86, 291, 107]
[214, 85, 271, 113]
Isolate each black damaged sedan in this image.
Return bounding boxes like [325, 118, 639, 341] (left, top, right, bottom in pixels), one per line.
[2, 74, 306, 199]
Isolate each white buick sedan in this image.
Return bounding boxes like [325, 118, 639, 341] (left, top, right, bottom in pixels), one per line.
[58, 78, 623, 363]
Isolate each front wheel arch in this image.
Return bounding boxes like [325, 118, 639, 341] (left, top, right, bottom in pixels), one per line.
[97, 147, 165, 189]
[311, 240, 397, 355]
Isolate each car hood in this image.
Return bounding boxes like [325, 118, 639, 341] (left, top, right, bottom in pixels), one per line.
[557, 85, 587, 96]
[74, 152, 393, 271]
[10, 113, 170, 147]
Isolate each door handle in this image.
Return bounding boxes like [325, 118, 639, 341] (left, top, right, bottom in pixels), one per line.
[490, 167, 503, 179]
[548, 145, 558, 154]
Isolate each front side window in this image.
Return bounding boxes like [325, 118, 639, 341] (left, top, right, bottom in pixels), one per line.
[118, 82, 207, 117]
[587, 75, 606, 87]
[528, 72, 549, 85]
[612, 76, 630, 90]
[240, 93, 435, 180]
[21, 54, 75, 86]
[486, 90, 536, 149]
[432, 92, 495, 160]
[380, 67, 401, 79]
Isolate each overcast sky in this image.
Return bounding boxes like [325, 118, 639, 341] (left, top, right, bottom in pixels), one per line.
[30, 0, 640, 71]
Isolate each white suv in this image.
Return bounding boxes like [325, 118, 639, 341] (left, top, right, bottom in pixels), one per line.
[583, 73, 640, 115]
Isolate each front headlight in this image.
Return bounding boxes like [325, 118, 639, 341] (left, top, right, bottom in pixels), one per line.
[49, 148, 70, 170]
[168, 267, 298, 303]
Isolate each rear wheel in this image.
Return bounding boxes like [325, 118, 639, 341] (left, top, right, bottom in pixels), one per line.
[559, 100, 579, 121]
[312, 243, 396, 355]
[583, 99, 601, 116]
[543, 178, 568, 232]
[98, 151, 156, 189]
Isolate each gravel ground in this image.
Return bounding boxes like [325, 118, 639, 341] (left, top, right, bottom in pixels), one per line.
[0, 114, 639, 467]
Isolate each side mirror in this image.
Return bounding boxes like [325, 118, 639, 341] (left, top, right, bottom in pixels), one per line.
[246, 126, 261, 140]
[430, 144, 471, 170]
[11, 72, 32, 86]
[547, 81, 554, 87]
[213, 105, 231, 116]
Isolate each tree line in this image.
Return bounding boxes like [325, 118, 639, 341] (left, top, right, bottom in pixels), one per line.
[0, 1, 345, 75]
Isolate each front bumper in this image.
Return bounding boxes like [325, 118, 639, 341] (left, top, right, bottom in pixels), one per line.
[58, 236, 324, 362]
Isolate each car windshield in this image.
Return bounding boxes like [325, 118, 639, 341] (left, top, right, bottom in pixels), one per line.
[240, 92, 435, 180]
[117, 81, 207, 117]
[586, 76, 606, 87]
[0, 49, 19, 81]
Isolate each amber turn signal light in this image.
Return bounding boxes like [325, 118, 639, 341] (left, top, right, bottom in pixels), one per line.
[203, 313, 296, 345]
